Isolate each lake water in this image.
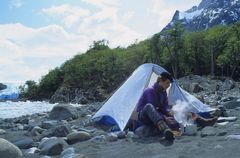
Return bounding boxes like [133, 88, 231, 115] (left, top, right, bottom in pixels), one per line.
[0, 101, 57, 118]
[0, 101, 84, 119]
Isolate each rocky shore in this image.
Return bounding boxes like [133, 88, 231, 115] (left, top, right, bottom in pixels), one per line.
[0, 75, 240, 158]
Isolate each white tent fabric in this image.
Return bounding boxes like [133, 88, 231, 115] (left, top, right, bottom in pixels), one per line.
[92, 63, 214, 131]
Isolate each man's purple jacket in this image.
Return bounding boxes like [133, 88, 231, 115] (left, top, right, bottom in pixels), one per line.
[136, 82, 171, 118]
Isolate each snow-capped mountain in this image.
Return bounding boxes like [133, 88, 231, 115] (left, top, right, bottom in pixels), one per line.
[164, 0, 240, 31]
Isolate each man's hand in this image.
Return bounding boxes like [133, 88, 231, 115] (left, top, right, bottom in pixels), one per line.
[167, 110, 174, 117]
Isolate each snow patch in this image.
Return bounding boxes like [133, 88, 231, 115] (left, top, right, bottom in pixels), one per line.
[212, 8, 222, 15]
[209, 8, 222, 23]
[231, 0, 239, 5]
[221, 20, 227, 25]
[179, 9, 203, 21]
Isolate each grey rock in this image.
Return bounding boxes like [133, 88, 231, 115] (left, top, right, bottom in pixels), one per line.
[14, 117, 29, 124]
[78, 127, 95, 133]
[92, 129, 106, 137]
[126, 131, 135, 138]
[217, 130, 227, 136]
[25, 147, 40, 154]
[90, 135, 106, 143]
[0, 129, 7, 135]
[3, 118, 14, 123]
[13, 137, 34, 149]
[106, 133, 118, 142]
[221, 79, 235, 90]
[16, 124, 24, 130]
[220, 97, 237, 103]
[0, 122, 15, 129]
[0, 138, 23, 158]
[224, 100, 240, 109]
[190, 83, 204, 93]
[39, 137, 68, 156]
[28, 119, 42, 130]
[183, 124, 198, 136]
[116, 131, 126, 139]
[30, 126, 45, 136]
[61, 147, 75, 158]
[67, 131, 91, 144]
[52, 125, 71, 137]
[40, 125, 71, 138]
[126, 131, 136, 142]
[42, 120, 59, 129]
[49, 104, 79, 120]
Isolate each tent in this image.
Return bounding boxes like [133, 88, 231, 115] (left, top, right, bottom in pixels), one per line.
[92, 63, 214, 131]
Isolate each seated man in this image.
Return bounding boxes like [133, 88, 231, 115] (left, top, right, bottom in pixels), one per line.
[136, 72, 179, 141]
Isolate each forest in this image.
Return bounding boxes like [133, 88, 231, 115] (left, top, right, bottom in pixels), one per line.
[20, 22, 240, 100]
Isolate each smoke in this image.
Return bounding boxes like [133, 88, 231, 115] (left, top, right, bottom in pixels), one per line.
[172, 100, 194, 126]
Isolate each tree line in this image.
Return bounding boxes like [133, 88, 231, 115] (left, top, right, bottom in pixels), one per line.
[20, 22, 240, 100]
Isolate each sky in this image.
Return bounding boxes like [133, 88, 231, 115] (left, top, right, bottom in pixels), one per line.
[0, 0, 201, 84]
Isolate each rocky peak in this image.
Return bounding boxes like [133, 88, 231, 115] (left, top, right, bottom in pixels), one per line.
[163, 0, 240, 32]
[172, 10, 180, 21]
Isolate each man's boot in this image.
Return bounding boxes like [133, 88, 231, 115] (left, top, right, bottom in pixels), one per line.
[157, 121, 174, 141]
[192, 113, 218, 127]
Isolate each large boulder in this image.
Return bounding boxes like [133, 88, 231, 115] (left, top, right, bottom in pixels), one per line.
[220, 78, 235, 90]
[0, 138, 23, 158]
[189, 83, 204, 93]
[49, 104, 79, 120]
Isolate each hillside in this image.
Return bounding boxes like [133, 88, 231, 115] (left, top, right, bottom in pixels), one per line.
[19, 0, 240, 103]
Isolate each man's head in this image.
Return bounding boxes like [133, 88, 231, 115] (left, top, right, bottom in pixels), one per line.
[157, 72, 173, 90]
